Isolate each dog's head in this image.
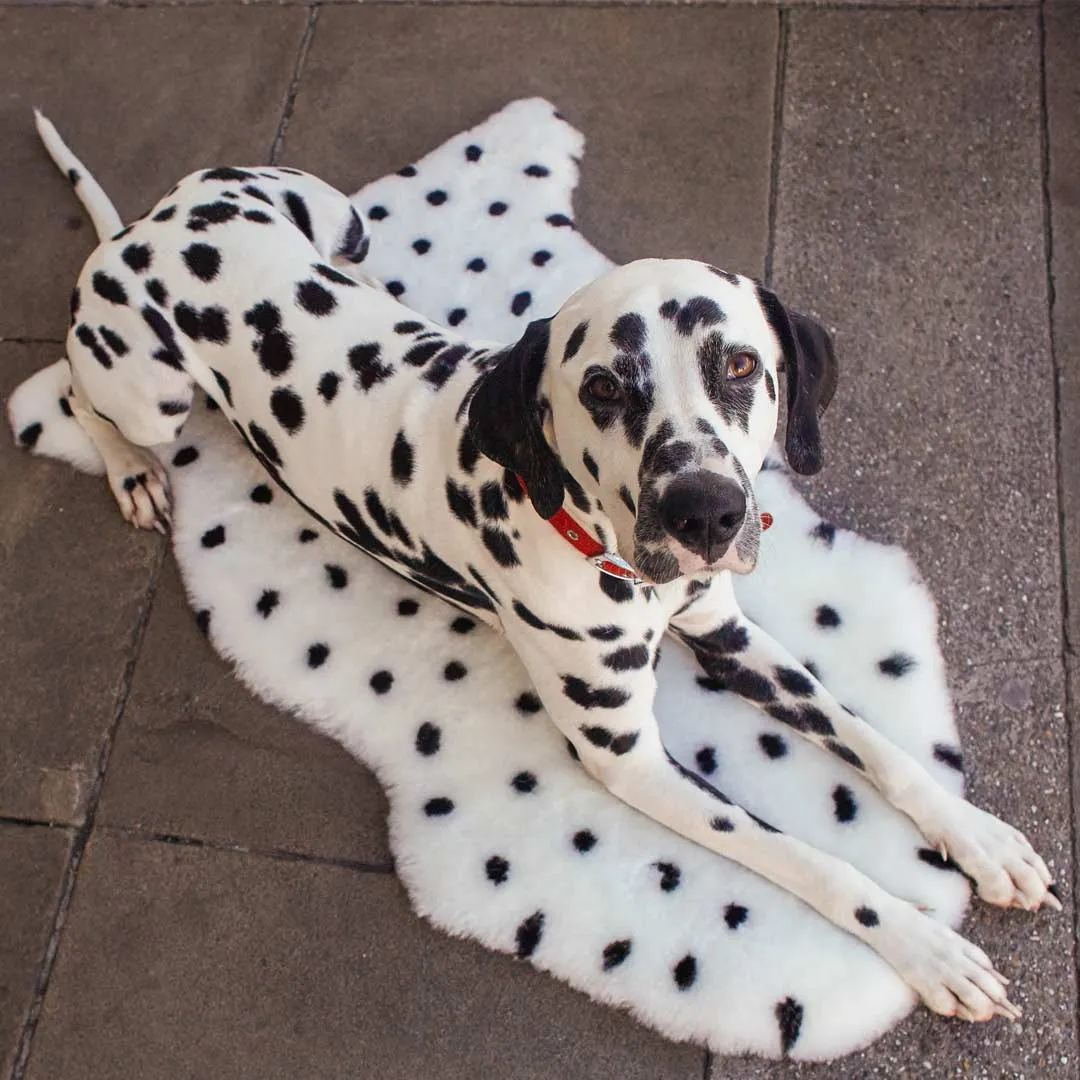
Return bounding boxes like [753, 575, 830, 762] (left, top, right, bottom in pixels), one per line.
[467, 259, 837, 583]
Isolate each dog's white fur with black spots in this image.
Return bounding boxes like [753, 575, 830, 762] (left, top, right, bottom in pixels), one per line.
[8, 100, 1060, 1058]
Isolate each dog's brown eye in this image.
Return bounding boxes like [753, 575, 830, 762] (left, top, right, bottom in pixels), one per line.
[585, 373, 622, 403]
[727, 352, 757, 380]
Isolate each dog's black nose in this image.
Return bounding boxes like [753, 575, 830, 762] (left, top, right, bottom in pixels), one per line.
[658, 472, 746, 563]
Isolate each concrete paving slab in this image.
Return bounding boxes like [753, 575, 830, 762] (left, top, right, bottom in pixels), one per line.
[0, 5, 309, 340]
[283, 5, 777, 277]
[712, 656, 1075, 1076]
[25, 832, 705, 1080]
[0, 824, 70, 1077]
[773, 10, 1058, 674]
[99, 557, 391, 864]
[0, 343, 159, 824]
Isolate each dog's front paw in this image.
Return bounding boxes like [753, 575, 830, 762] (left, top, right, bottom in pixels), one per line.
[923, 794, 1059, 912]
[885, 904, 1019, 1022]
[106, 452, 171, 534]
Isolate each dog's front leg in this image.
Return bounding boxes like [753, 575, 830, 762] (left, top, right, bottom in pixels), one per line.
[502, 617, 1019, 1022]
[670, 574, 1058, 914]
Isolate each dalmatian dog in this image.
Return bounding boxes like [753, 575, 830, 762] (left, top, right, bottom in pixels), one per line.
[49, 135, 1058, 1023]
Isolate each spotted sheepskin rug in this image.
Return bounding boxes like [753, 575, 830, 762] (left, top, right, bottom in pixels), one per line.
[7, 98, 971, 1061]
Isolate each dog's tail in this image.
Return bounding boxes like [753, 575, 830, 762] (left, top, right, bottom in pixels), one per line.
[34, 109, 123, 242]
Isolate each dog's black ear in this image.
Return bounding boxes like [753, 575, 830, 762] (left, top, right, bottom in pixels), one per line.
[756, 285, 838, 475]
[467, 317, 565, 518]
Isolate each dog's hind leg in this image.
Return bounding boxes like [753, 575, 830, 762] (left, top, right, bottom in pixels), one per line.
[68, 367, 171, 533]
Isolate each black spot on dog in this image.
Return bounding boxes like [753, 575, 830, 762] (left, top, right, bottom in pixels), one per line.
[524, 164, 550, 177]
[673, 955, 697, 990]
[91, 271, 127, 305]
[152, 205, 177, 222]
[299, 529, 318, 543]
[270, 386, 305, 433]
[488, 201, 508, 217]
[296, 280, 336, 317]
[515, 691, 542, 715]
[444, 661, 467, 682]
[447, 308, 467, 327]
[424, 796, 454, 817]
[98, 326, 129, 356]
[933, 743, 964, 772]
[654, 861, 680, 891]
[581, 449, 600, 482]
[250, 484, 273, 503]
[411, 238, 431, 255]
[248, 421, 282, 467]
[450, 616, 476, 635]
[348, 343, 393, 391]
[201, 525, 226, 549]
[510, 291, 531, 316]
[515, 912, 544, 958]
[811, 520, 836, 546]
[588, 625, 623, 642]
[724, 903, 748, 930]
[776, 666, 816, 697]
[854, 906, 879, 928]
[547, 213, 574, 228]
[391, 431, 414, 486]
[243, 184, 273, 204]
[416, 721, 441, 755]
[314, 264, 358, 289]
[610, 313, 647, 354]
[879, 653, 917, 677]
[146, 279, 168, 307]
[602, 940, 631, 970]
[395, 321, 423, 335]
[370, 669, 394, 694]
[325, 564, 348, 590]
[212, 369, 233, 407]
[404, 339, 444, 367]
[427, 189, 449, 206]
[617, 485, 636, 516]
[599, 574, 635, 604]
[202, 167, 255, 182]
[158, 400, 189, 417]
[368, 205, 389, 221]
[256, 589, 279, 618]
[480, 481, 509, 521]
[511, 771, 537, 793]
[121, 243, 152, 273]
[465, 144, 482, 162]
[711, 816, 735, 832]
[562, 676, 629, 710]
[283, 190, 314, 241]
[776, 997, 804, 1056]
[695, 746, 718, 775]
[182, 243, 221, 282]
[816, 605, 842, 628]
[18, 422, 42, 448]
[318, 371, 341, 402]
[486, 855, 509, 884]
[825, 740, 864, 770]
[580, 725, 639, 754]
[466, 257, 486, 273]
[833, 784, 858, 823]
[482, 527, 520, 567]
[573, 829, 597, 853]
[397, 164, 417, 177]
[195, 609, 211, 635]
[602, 644, 649, 672]
[446, 479, 478, 527]
[59, 396, 74, 418]
[243, 209, 272, 224]
[187, 201, 240, 230]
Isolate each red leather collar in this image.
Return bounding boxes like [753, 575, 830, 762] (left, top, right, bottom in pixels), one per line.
[516, 474, 774, 585]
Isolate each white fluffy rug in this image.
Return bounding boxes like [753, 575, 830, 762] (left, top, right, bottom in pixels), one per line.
[7, 98, 972, 1061]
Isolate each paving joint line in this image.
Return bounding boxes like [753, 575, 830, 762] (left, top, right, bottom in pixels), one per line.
[0, 816, 74, 832]
[99, 823, 395, 874]
[8, 539, 166, 1080]
[270, 4, 319, 165]
[763, 5, 787, 287]
[1036, 0, 1080, 1047]
[0, 337, 65, 346]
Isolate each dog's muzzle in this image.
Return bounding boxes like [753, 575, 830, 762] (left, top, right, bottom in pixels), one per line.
[658, 471, 746, 565]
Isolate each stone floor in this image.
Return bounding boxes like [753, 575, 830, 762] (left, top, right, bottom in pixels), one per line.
[1, 2, 1078, 1077]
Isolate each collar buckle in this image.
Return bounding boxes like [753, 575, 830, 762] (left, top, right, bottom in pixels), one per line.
[589, 551, 643, 585]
